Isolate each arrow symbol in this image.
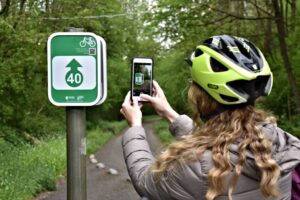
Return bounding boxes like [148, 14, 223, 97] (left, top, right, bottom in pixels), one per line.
[66, 59, 82, 72]
[65, 59, 83, 87]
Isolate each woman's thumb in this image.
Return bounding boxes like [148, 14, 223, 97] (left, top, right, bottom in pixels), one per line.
[132, 98, 139, 107]
[140, 94, 153, 102]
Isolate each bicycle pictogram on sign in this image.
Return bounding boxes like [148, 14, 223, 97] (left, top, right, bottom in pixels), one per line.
[79, 37, 96, 47]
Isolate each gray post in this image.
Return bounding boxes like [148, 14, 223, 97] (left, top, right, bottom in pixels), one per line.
[65, 27, 87, 200]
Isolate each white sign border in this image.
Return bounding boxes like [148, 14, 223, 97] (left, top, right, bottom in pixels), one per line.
[96, 36, 107, 105]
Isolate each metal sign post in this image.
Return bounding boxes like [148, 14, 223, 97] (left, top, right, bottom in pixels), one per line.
[64, 27, 86, 200]
[47, 27, 107, 200]
[66, 106, 86, 200]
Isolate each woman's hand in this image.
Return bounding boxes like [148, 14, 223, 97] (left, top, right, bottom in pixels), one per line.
[140, 80, 179, 123]
[120, 92, 142, 127]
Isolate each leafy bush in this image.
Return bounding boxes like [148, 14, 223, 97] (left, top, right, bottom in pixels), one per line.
[88, 119, 127, 134]
[0, 119, 127, 200]
[86, 120, 127, 154]
[86, 129, 114, 155]
[0, 137, 66, 200]
[0, 125, 26, 145]
[277, 115, 300, 138]
[20, 115, 65, 139]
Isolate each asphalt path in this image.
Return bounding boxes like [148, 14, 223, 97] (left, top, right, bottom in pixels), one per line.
[36, 121, 163, 200]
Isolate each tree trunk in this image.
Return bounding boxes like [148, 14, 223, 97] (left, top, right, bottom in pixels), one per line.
[235, 0, 243, 35]
[273, 0, 300, 114]
[0, 0, 11, 17]
[45, 0, 50, 16]
[19, 0, 26, 15]
[13, 0, 27, 28]
[263, 0, 273, 56]
[290, 0, 297, 31]
[285, 0, 288, 35]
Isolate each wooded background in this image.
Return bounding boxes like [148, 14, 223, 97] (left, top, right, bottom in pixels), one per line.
[1, 0, 300, 145]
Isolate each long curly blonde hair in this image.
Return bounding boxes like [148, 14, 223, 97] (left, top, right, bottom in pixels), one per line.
[151, 83, 280, 200]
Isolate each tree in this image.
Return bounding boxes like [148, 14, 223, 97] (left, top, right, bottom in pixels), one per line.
[0, 0, 160, 142]
[145, 0, 300, 129]
[272, 0, 300, 114]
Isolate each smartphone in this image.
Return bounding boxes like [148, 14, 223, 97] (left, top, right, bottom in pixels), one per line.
[131, 57, 153, 101]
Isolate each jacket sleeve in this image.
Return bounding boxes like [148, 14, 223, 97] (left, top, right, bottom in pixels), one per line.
[169, 115, 194, 139]
[122, 126, 207, 200]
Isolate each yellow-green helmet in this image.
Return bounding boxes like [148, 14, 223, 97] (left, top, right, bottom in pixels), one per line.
[186, 35, 273, 105]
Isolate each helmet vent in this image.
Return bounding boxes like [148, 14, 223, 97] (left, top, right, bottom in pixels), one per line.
[203, 38, 213, 46]
[220, 39, 238, 63]
[247, 42, 261, 58]
[226, 75, 271, 101]
[195, 49, 203, 57]
[220, 94, 239, 102]
[210, 58, 228, 72]
[235, 41, 251, 59]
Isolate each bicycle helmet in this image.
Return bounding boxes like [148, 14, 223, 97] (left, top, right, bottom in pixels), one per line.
[186, 34, 273, 105]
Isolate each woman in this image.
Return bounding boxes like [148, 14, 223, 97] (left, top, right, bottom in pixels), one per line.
[120, 35, 300, 200]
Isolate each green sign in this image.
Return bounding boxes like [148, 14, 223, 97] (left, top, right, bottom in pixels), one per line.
[48, 32, 104, 106]
[135, 73, 144, 85]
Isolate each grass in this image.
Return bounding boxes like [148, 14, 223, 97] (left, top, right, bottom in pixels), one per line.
[0, 137, 66, 200]
[86, 120, 127, 154]
[153, 120, 174, 144]
[0, 120, 126, 200]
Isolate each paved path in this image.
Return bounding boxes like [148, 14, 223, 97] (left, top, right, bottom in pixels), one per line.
[37, 121, 163, 200]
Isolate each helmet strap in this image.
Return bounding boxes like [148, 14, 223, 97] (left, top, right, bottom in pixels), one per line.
[200, 103, 254, 122]
[200, 105, 230, 122]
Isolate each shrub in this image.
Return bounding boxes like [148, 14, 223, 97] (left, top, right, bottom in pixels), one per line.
[0, 125, 25, 146]
[20, 115, 65, 139]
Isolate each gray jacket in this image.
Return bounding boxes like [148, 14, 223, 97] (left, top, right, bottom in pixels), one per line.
[122, 115, 300, 200]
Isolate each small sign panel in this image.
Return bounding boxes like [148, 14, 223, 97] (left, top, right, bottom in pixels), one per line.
[135, 73, 144, 85]
[48, 32, 106, 106]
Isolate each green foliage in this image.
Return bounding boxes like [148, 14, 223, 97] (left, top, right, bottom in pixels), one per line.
[0, 0, 159, 145]
[0, 138, 66, 200]
[0, 125, 25, 146]
[0, 120, 126, 200]
[154, 120, 173, 144]
[86, 120, 127, 154]
[21, 114, 65, 138]
[277, 116, 300, 138]
[86, 129, 114, 155]
[147, 0, 300, 136]
[155, 50, 191, 114]
[1, 0, 300, 197]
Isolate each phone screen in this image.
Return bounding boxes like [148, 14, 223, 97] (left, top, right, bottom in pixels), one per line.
[132, 62, 152, 97]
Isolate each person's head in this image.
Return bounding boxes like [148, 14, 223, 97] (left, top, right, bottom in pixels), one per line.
[186, 35, 273, 121]
[152, 35, 280, 200]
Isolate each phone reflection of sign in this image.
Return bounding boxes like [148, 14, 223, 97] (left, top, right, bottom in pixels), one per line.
[135, 73, 144, 85]
[48, 32, 107, 106]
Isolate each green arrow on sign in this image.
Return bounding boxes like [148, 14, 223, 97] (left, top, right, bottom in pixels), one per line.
[67, 59, 82, 71]
[65, 59, 83, 87]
